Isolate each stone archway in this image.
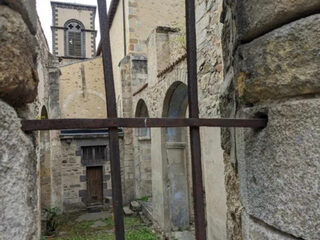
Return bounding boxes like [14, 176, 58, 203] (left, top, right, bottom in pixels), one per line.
[39, 106, 51, 210]
[134, 99, 152, 198]
[162, 82, 191, 231]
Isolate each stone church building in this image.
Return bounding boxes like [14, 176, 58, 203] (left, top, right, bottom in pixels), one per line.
[1, 0, 320, 240]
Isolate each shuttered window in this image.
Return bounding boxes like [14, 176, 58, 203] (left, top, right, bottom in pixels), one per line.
[68, 32, 82, 57]
[66, 21, 84, 57]
[82, 146, 107, 165]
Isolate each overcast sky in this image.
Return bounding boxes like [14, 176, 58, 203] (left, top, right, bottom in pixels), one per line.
[36, 0, 110, 52]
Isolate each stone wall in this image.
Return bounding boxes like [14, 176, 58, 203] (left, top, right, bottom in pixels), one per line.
[195, 0, 227, 239]
[119, 55, 149, 203]
[59, 136, 123, 212]
[0, 1, 46, 239]
[0, 101, 39, 240]
[110, 0, 186, 122]
[59, 57, 106, 119]
[109, 1, 187, 207]
[133, 135, 152, 199]
[52, 55, 135, 208]
[133, 58, 189, 235]
[131, 21, 228, 238]
[109, 0, 126, 108]
[221, 0, 320, 239]
[127, 0, 185, 55]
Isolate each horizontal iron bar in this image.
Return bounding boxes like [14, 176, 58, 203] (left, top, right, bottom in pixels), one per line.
[21, 118, 267, 131]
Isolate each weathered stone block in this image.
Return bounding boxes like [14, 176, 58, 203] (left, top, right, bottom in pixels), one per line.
[130, 200, 142, 212]
[237, 15, 320, 103]
[123, 206, 134, 216]
[242, 212, 296, 240]
[0, 6, 38, 106]
[3, 0, 37, 34]
[0, 100, 39, 240]
[79, 190, 87, 197]
[236, 99, 320, 240]
[237, 0, 320, 41]
[80, 175, 86, 182]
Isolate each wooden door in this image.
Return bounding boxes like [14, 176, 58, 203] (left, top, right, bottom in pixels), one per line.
[86, 166, 103, 206]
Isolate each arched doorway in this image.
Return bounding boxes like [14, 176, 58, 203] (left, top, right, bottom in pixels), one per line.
[134, 100, 152, 198]
[39, 106, 51, 209]
[162, 82, 191, 230]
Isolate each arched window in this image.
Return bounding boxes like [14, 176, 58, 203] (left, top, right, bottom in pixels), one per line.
[65, 20, 85, 57]
[135, 99, 150, 138]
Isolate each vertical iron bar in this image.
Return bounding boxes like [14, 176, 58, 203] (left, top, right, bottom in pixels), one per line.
[97, 0, 125, 239]
[185, 0, 207, 239]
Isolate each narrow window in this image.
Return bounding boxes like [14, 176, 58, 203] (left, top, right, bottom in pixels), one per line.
[66, 21, 84, 57]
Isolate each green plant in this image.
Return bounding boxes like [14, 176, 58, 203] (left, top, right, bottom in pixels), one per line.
[170, 24, 186, 51]
[136, 196, 150, 202]
[43, 207, 60, 236]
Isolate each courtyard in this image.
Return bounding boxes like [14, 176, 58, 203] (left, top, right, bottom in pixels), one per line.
[43, 210, 159, 240]
[1, 0, 320, 239]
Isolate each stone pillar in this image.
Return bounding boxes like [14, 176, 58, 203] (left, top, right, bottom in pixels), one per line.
[48, 64, 63, 210]
[119, 55, 135, 204]
[151, 128, 170, 233]
[147, 27, 177, 87]
[0, 1, 40, 239]
[221, 0, 320, 239]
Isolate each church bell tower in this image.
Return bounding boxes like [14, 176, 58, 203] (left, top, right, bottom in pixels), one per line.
[51, 1, 97, 63]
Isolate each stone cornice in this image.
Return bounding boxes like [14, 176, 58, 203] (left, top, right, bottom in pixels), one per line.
[51, 1, 96, 13]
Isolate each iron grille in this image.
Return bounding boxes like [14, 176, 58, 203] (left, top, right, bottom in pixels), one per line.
[21, 0, 267, 239]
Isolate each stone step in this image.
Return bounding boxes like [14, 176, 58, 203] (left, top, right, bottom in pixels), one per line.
[87, 205, 103, 213]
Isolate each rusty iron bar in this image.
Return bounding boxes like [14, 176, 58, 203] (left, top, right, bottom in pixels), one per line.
[21, 118, 267, 131]
[16, 1, 268, 240]
[97, 0, 125, 239]
[185, 0, 207, 239]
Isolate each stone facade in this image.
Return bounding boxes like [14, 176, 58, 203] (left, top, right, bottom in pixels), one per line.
[59, 57, 106, 119]
[59, 134, 124, 211]
[106, 0, 187, 205]
[221, 0, 320, 239]
[126, 21, 227, 238]
[49, 56, 120, 211]
[110, 0, 228, 238]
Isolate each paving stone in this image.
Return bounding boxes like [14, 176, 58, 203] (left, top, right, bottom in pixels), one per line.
[172, 231, 195, 240]
[91, 220, 107, 228]
[76, 211, 110, 222]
